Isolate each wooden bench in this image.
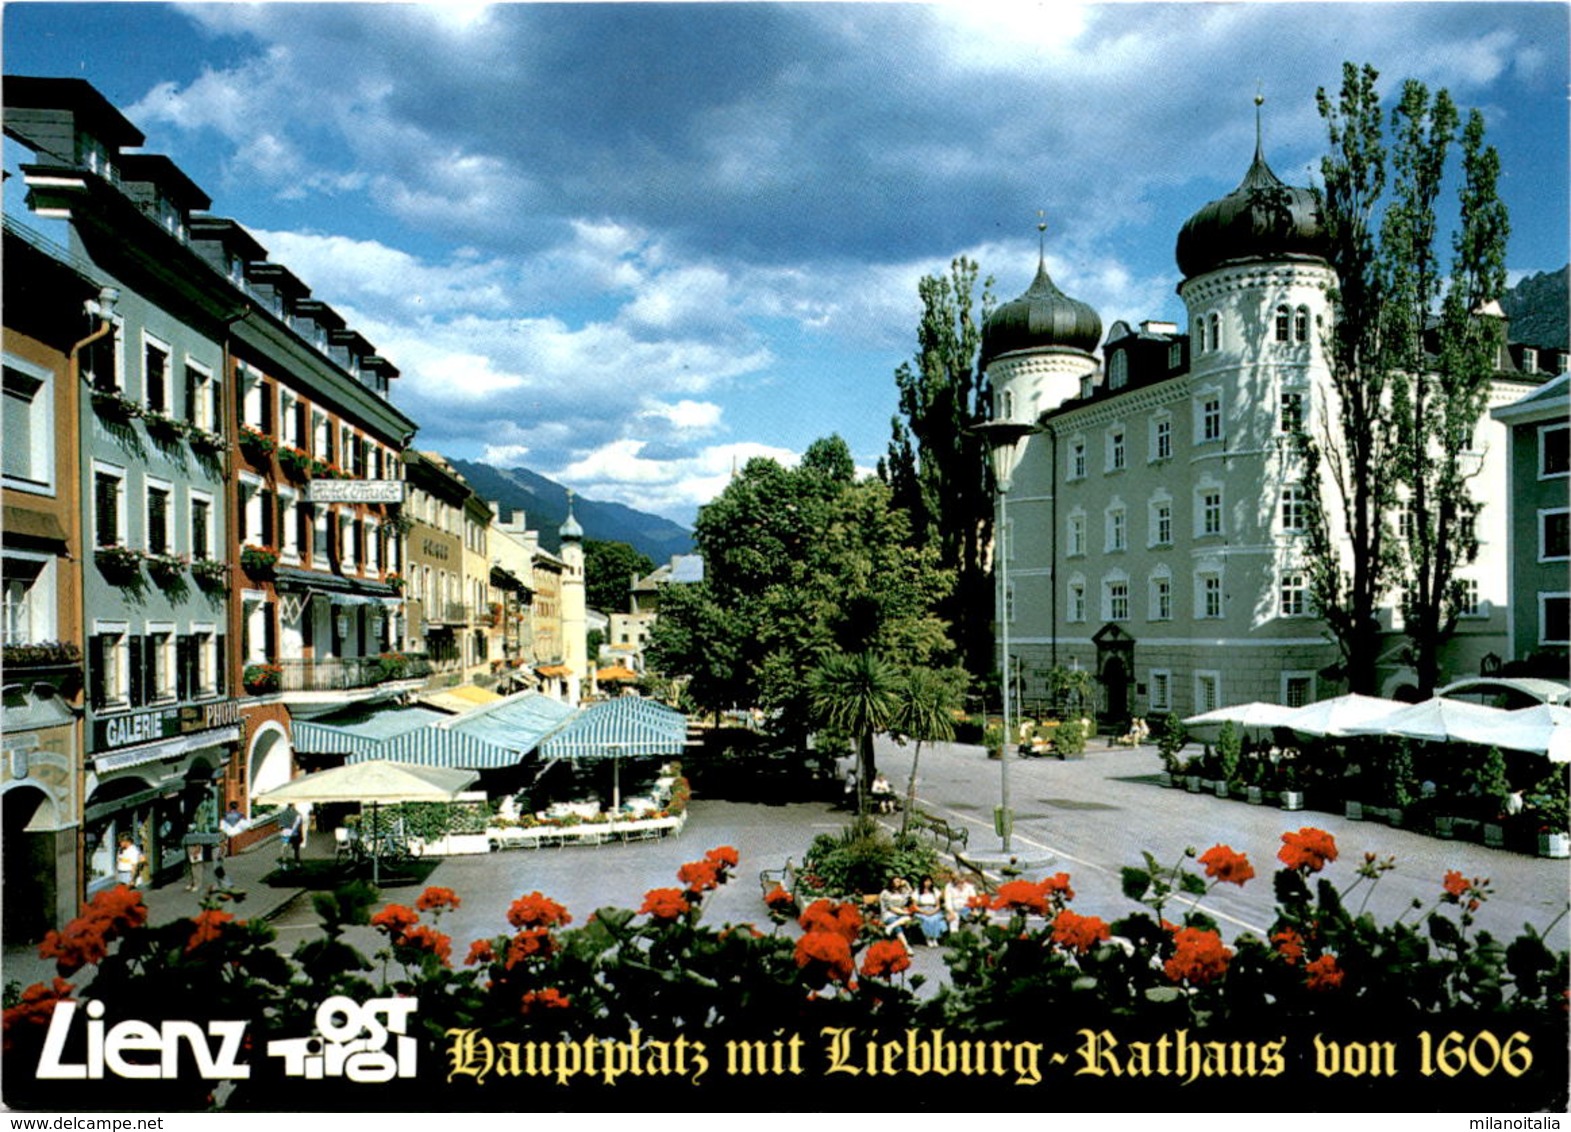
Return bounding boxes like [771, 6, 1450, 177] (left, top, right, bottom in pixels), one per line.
[759, 857, 797, 897]
[907, 808, 970, 855]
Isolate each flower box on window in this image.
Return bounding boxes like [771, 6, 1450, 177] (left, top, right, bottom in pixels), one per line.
[239, 426, 277, 460]
[91, 390, 142, 424]
[145, 553, 188, 586]
[188, 427, 225, 454]
[240, 545, 279, 576]
[242, 663, 282, 694]
[191, 557, 228, 589]
[94, 545, 144, 579]
[1, 641, 82, 668]
[278, 445, 314, 480]
[142, 411, 190, 441]
[384, 572, 406, 592]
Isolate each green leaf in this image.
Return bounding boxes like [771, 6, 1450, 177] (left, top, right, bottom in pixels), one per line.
[1144, 986, 1182, 1003]
[1120, 866, 1151, 901]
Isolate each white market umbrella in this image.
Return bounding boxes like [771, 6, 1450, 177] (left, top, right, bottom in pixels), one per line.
[1280, 693, 1404, 739]
[255, 760, 478, 882]
[1344, 697, 1511, 745]
[1492, 704, 1571, 761]
[1182, 701, 1299, 738]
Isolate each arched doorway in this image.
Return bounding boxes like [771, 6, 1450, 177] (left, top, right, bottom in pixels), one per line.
[1092, 622, 1136, 729]
[2, 786, 59, 943]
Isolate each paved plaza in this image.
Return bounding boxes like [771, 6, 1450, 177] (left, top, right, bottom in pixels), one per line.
[7, 734, 1566, 994]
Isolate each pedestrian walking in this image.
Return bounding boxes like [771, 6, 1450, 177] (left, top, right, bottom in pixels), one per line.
[184, 843, 205, 892]
[115, 834, 144, 888]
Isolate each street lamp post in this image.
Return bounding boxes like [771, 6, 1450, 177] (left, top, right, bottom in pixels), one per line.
[974, 419, 1036, 855]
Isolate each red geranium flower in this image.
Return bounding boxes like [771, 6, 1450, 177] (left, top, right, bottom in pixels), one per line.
[763, 885, 796, 911]
[1050, 909, 1111, 954]
[520, 988, 571, 1014]
[464, 938, 496, 967]
[992, 879, 1049, 916]
[398, 924, 452, 966]
[38, 886, 150, 976]
[677, 859, 722, 893]
[507, 892, 572, 930]
[798, 899, 862, 943]
[2, 979, 76, 1051]
[369, 903, 420, 942]
[1278, 827, 1338, 873]
[794, 929, 854, 985]
[705, 845, 740, 869]
[1443, 869, 1468, 896]
[505, 928, 556, 969]
[1305, 953, 1344, 992]
[1041, 872, 1076, 905]
[1163, 926, 1233, 986]
[1199, 844, 1256, 886]
[415, 886, 462, 914]
[639, 887, 691, 921]
[185, 909, 236, 954]
[1271, 927, 1305, 966]
[860, 938, 912, 979]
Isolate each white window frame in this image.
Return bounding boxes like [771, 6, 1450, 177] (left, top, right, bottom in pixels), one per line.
[1149, 570, 1172, 622]
[1069, 437, 1087, 481]
[1197, 570, 1223, 620]
[238, 471, 266, 548]
[1103, 576, 1130, 623]
[93, 620, 131, 709]
[1105, 502, 1127, 553]
[1540, 423, 1570, 480]
[1274, 305, 1291, 343]
[1109, 351, 1128, 390]
[1281, 483, 1308, 532]
[1540, 592, 1571, 645]
[277, 487, 301, 563]
[1106, 424, 1127, 472]
[1199, 394, 1223, 444]
[1151, 413, 1173, 462]
[1458, 577, 1484, 619]
[3, 355, 56, 496]
[240, 362, 266, 430]
[92, 460, 129, 549]
[1067, 577, 1087, 623]
[1539, 507, 1570, 562]
[145, 621, 177, 704]
[1281, 671, 1315, 708]
[2, 549, 56, 646]
[1148, 493, 1173, 548]
[1280, 389, 1305, 434]
[184, 359, 216, 431]
[1198, 486, 1223, 538]
[1067, 510, 1086, 558]
[191, 624, 219, 697]
[1149, 669, 1172, 712]
[1279, 569, 1309, 618]
[1195, 671, 1221, 714]
[144, 476, 175, 558]
[141, 331, 172, 414]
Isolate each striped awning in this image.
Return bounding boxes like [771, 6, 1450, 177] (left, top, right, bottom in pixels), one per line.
[342, 690, 576, 770]
[539, 695, 688, 761]
[292, 705, 449, 758]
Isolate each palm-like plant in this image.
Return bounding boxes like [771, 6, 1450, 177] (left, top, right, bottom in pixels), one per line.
[807, 650, 898, 812]
[893, 666, 965, 836]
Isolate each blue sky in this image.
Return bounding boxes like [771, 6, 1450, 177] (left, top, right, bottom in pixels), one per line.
[5, 2, 1567, 526]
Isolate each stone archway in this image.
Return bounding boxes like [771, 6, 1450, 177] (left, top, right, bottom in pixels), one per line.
[2, 785, 59, 942]
[248, 721, 293, 798]
[1091, 622, 1136, 728]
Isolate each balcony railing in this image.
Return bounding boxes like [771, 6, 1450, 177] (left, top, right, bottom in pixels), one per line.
[421, 602, 472, 627]
[277, 655, 433, 692]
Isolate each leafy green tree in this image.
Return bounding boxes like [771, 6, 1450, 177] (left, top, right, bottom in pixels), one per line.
[808, 650, 899, 808]
[881, 256, 996, 677]
[583, 539, 655, 616]
[1304, 63, 1508, 695]
[892, 665, 966, 835]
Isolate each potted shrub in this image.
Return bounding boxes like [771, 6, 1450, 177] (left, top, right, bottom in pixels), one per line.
[240, 545, 279, 577]
[1526, 768, 1569, 859]
[238, 425, 277, 461]
[1156, 716, 1187, 787]
[1279, 762, 1304, 811]
[1214, 721, 1241, 799]
[278, 445, 314, 480]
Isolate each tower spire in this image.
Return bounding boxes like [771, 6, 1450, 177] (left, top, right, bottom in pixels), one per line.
[1036, 209, 1048, 267]
[1254, 85, 1265, 162]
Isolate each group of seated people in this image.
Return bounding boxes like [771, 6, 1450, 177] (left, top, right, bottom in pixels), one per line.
[876, 873, 984, 950]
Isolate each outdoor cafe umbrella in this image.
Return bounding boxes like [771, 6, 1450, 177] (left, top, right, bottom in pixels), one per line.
[1182, 701, 1299, 739]
[1485, 704, 1571, 761]
[254, 760, 479, 882]
[1343, 697, 1512, 745]
[1280, 693, 1403, 739]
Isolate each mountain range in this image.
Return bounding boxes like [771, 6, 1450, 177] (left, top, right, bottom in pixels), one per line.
[1501, 265, 1569, 352]
[449, 458, 694, 561]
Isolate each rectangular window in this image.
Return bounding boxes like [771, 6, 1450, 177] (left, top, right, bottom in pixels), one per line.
[1106, 580, 1129, 622]
[84, 322, 120, 392]
[144, 630, 175, 704]
[1155, 417, 1172, 461]
[1068, 583, 1086, 623]
[1280, 570, 1308, 617]
[1109, 429, 1126, 471]
[191, 494, 213, 561]
[94, 466, 126, 548]
[3, 361, 54, 492]
[1152, 501, 1172, 547]
[1280, 391, 1304, 433]
[1070, 440, 1086, 480]
[1283, 674, 1313, 708]
[1149, 670, 1171, 711]
[1201, 395, 1222, 443]
[1107, 509, 1127, 552]
[1282, 484, 1307, 531]
[1542, 424, 1570, 478]
[1151, 576, 1171, 621]
[1541, 594, 1571, 644]
[143, 339, 169, 413]
[1068, 515, 1085, 557]
[2, 554, 53, 646]
[1200, 573, 1223, 619]
[1541, 509, 1570, 561]
[1195, 672, 1220, 714]
[89, 627, 129, 709]
[1459, 578, 1482, 618]
[146, 483, 172, 556]
[1201, 489, 1222, 537]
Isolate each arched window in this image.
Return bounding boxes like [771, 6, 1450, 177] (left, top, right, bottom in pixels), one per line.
[1294, 306, 1310, 343]
[1208, 313, 1221, 351]
[1109, 351, 1128, 390]
[1194, 318, 1206, 353]
[1275, 306, 1291, 342]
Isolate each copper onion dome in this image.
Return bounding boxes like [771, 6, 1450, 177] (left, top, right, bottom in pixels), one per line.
[982, 233, 1103, 367]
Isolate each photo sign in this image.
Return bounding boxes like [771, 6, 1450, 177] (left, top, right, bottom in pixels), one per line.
[306, 479, 405, 504]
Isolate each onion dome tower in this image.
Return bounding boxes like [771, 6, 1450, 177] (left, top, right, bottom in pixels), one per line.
[982, 216, 1104, 423]
[558, 491, 587, 704]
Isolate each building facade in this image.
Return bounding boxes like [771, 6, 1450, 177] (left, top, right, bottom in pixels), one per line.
[987, 135, 1541, 723]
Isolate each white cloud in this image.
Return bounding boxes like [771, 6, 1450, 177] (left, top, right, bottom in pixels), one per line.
[638, 399, 725, 433]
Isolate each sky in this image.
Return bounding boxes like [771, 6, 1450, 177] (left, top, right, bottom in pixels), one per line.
[4, 2, 1567, 527]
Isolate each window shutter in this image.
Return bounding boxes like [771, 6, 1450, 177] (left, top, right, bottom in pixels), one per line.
[263, 602, 277, 658]
[236, 485, 249, 543]
[148, 490, 168, 555]
[128, 635, 145, 707]
[176, 635, 193, 700]
[215, 634, 226, 694]
[95, 475, 118, 546]
[184, 366, 198, 425]
[260, 381, 275, 433]
[261, 490, 275, 546]
[89, 635, 107, 708]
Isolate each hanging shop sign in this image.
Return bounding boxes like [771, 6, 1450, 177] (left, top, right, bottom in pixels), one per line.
[95, 699, 243, 752]
[306, 480, 405, 504]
